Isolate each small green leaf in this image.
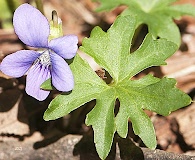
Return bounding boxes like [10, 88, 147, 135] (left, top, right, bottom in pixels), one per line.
[95, 0, 195, 46]
[41, 78, 54, 90]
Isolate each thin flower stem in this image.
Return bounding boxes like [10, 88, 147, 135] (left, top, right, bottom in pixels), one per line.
[35, 0, 44, 15]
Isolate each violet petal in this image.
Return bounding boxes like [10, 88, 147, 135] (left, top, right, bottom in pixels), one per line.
[49, 35, 78, 59]
[50, 53, 74, 91]
[13, 3, 49, 48]
[0, 50, 40, 77]
[26, 63, 51, 101]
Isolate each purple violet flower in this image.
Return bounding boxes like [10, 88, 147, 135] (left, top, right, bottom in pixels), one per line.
[0, 3, 78, 101]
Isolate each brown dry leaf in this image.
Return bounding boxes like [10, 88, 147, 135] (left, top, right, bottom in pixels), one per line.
[153, 116, 178, 151]
[0, 93, 29, 140]
[171, 104, 195, 149]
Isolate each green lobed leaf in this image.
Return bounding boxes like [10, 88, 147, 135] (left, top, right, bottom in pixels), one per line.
[116, 74, 191, 148]
[95, 0, 195, 46]
[80, 15, 136, 83]
[119, 75, 192, 115]
[44, 15, 192, 159]
[116, 88, 157, 149]
[125, 34, 177, 79]
[163, 4, 195, 18]
[86, 88, 116, 160]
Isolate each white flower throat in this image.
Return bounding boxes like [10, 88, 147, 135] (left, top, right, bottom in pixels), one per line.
[35, 50, 51, 67]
